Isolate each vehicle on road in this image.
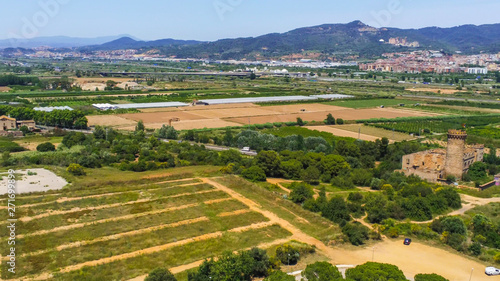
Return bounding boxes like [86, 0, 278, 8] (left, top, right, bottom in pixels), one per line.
[485, 267, 500, 276]
[404, 238, 412, 245]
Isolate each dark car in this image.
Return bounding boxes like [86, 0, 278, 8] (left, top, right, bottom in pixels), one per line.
[404, 238, 412, 245]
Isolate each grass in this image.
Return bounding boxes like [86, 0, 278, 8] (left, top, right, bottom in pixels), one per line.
[49, 225, 291, 281]
[331, 124, 414, 141]
[15, 212, 269, 277]
[15, 200, 248, 253]
[1, 191, 230, 236]
[464, 202, 500, 224]
[262, 126, 353, 144]
[0, 137, 26, 153]
[458, 185, 500, 198]
[323, 99, 419, 108]
[214, 176, 340, 243]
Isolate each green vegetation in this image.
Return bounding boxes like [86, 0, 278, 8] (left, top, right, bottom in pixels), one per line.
[325, 98, 418, 108]
[346, 262, 407, 281]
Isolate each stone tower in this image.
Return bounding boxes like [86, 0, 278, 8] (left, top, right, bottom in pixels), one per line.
[445, 129, 467, 179]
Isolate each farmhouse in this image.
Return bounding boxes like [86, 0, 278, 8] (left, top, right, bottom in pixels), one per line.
[0, 115, 36, 132]
[401, 130, 484, 182]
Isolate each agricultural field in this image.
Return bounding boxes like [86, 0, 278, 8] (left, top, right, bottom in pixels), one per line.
[87, 102, 437, 131]
[0, 167, 341, 281]
[324, 98, 419, 108]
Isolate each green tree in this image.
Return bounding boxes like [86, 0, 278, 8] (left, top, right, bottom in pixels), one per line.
[301, 166, 321, 184]
[255, 150, 281, 177]
[346, 262, 407, 281]
[264, 271, 294, 281]
[322, 196, 351, 224]
[135, 120, 145, 133]
[145, 268, 177, 281]
[336, 118, 344, 125]
[19, 125, 30, 136]
[289, 182, 314, 204]
[157, 125, 178, 139]
[342, 222, 370, 245]
[93, 126, 106, 140]
[414, 274, 449, 281]
[242, 166, 267, 182]
[467, 162, 488, 181]
[325, 114, 336, 125]
[297, 117, 305, 126]
[66, 163, 86, 176]
[36, 142, 56, 152]
[275, 244, 300, 265]
[302, 262, 342, 281]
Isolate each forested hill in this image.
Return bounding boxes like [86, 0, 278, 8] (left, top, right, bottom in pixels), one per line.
[84, 21, 500, 59]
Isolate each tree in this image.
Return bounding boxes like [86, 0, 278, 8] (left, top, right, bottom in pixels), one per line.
[297, 117, 305, 126]
[250, 72, 257, 80]
[325, 114, 336, 125]
[145, 268, 177, 281]
[158, 125, 178, 139]
[322, 196, 351, 224]
[342, 222, 370, 245]
[467, 162, 488, 181]
[19, 125, 30, 136]
[135, 120, 145, 133]
[264, 271, 294, 281]
[66, 163, 86, 176]
[346, 262, 407, 281]
[336, 118, 344, 125]
[242, 166, 267, 182]
[255, 151, 281, 177]
[275, 244, 300, 265]
[414, 274, 449, 281]
[301, 166, 321, 184]
[289, 182, 314, 204]
[302, 262, 342, 281]
[93, 126, 106, 140]
[37, 142, 56, 152]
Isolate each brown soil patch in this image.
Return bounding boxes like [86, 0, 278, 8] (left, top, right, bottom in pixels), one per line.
[306, 126, 381, 142]
[87, 115, 137, 127]
[0, 86, 11, 92]
[264, 103, 347, 113]
[226, 108, 434, 125]
[118, 111, 208, 122]
[406, 87, 466, 95]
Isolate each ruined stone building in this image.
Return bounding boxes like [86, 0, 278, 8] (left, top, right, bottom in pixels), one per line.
[401, 130, 484, 182]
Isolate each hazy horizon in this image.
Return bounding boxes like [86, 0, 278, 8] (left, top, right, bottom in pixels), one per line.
[1, 0, 500, 41]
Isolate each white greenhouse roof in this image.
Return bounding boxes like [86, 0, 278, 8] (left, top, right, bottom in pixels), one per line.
[92, 102, 189, 110]
[311, 94, 354, 99]
[199, 96, 317, 105]
[34, 106, 74, 112]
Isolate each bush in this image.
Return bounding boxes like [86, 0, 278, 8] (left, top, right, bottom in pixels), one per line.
[346, 262, 407, 281]
[275, 244, 300, 265]
[342, 222, 370, 245]
[36, 142, 55, 152]
[264, 271, 295, 281]
[469, 242, 482, 256]
[242, 166, 267, 182]
[414, 273, 449, 281]
[66, 163, 86, 176]
[145, 268, 177, 281]
[302, 261, 342, 281]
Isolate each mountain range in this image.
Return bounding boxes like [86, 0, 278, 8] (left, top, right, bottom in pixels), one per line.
[2, 21, 500, 59]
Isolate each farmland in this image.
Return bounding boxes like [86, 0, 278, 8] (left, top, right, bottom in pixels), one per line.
[0, 167, 340, 281]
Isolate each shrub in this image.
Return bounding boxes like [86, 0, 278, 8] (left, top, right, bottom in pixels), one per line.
[264, 271, 295, 281]
[275, 244, 300, 265]
[342, 222, 370, 245]
[145, 268, 177, 281]
[66, 163, 86, 176]
[36, 142, 56, 152]
[289, 182, 314, 204]
[302, 261, 342, 281]
[242, 166, 267, 182]
[346, 262, 407, 281]
[414, 273, 449, 281]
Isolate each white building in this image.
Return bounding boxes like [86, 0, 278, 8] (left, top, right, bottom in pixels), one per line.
[468, 67, 488, 75]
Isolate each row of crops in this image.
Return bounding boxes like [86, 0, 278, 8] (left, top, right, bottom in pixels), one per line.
[361, 114, 500, 135]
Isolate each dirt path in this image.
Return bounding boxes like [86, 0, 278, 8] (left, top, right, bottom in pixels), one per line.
[19, 189, 217, 222]
[267, 178, 292, 193]
[202, 178, 337, 261]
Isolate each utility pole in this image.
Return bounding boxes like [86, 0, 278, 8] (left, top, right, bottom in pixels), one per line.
[469, 268, 474, 281]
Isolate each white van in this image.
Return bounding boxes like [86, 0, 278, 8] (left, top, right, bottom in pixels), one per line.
[485, 267, 500, 276]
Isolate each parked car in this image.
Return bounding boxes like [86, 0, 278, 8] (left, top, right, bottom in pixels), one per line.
[485, 267, 500, 276]
[403, 238, 412, 245]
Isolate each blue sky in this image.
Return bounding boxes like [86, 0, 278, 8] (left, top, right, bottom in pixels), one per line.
[2, 0, 499, 41]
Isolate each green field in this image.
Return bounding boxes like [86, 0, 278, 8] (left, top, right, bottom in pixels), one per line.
[1, 167, 340, 280]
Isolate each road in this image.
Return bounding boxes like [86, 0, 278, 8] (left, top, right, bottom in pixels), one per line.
[162, 139, 257, 156]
